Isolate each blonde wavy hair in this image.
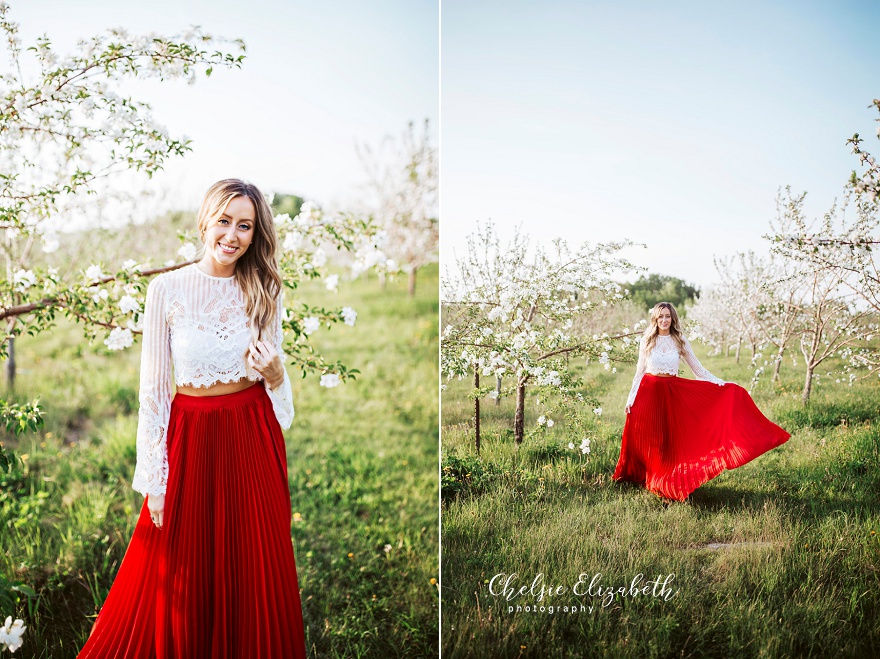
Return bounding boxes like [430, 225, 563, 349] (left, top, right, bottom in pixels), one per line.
[643, 301, 686, 354]
[196, 179, 283, 345]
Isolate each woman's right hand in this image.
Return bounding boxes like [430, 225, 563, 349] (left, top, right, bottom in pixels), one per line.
[148, 493, 165, 530]
[625, 405, 631, 414]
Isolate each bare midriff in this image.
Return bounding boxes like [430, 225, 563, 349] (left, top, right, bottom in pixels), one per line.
[176, 377, 258, 397]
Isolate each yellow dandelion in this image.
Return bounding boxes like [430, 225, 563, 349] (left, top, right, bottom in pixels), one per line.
[430, 578, 437, 585]
[292, 512, 302, 522]
[348, 552, 354, 558]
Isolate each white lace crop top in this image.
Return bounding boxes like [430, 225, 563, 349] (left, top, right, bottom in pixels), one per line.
[131, 263, 294, 498]
[625, 334, 725, 409]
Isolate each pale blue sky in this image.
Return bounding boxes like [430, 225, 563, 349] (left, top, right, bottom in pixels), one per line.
[441, 0, 880, 286]
[10, 0, 438, 217]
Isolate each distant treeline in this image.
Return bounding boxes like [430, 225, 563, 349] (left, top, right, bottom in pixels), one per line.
[621, 273, 699, 315]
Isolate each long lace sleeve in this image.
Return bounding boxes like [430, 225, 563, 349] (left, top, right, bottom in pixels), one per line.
[682, 338, 725, 386]
[264, 287, 294, 429]
[131, 277, 173, 498]
[625, 336, 648, 409]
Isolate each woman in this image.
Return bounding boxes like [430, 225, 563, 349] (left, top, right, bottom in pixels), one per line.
[78, 179, 307, 658]
[612, 302, 789, 501]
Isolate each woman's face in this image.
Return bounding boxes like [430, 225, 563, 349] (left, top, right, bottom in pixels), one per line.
[203, 195, 256, 267]
[656, 307, 672, 332]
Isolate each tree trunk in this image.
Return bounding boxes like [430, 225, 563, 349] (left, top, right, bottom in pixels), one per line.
[802, 365, 814, 405]
[735, 336, 742, 364]
[5, 335, 14, 390]
[408, 267, 417, 298]
[514, 381, 526, 445]
[5, 230, 13, 389]
[772, 345, 784, 383]
[378, 271, 387, 290]
[495, 376, 502, 406]
[473, 367, 481, 454]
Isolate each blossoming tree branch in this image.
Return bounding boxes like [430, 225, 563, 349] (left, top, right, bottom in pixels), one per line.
[0, 5, 397, 472]
[0, 2, 245, 468]
[441, 221, 644, 447]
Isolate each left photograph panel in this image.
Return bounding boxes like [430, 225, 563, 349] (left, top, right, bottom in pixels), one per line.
[0, 1, 439, 657]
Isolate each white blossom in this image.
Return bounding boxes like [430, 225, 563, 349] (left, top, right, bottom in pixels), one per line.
[104, 327, 134, 350]
[0, 615, 26, 653]
[341, 306, 357, 327]
[320, 373, 341, 388]
[593, 407, 602, 416]
[118, 295, 141, 314]
[283, 231, 304, 252]
[85, 264, 104, 281]
[13, 269, 36, 291]
[325, 274, 339, 291]
[178, 242, 197, 261]
[41, 233, 59, 253]
[303, 317, 320, 335]
[311, 247, 328, 268]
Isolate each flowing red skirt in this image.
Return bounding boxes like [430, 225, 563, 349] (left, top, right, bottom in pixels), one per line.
[612, 375, 790, 501]
[77, 383, 307, 658]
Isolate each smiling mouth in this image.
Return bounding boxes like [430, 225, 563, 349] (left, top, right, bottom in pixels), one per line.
[219, 243, 239, 254]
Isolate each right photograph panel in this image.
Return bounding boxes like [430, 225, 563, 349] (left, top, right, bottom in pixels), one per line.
[440, 2, 880, 657]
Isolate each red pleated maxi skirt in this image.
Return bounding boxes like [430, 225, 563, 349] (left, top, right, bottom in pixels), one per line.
[77, 383, 307, 658]
[612, 375, 790, 501]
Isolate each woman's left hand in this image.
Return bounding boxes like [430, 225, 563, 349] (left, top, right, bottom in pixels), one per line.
[248, 340, 285, 389]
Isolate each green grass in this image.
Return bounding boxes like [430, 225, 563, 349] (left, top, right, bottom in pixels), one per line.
[441, 348, 880, 658]
[0, 264, 439, 658]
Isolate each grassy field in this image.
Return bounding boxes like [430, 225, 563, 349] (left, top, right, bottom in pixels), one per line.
[0, 264, 439, 658]
[441, 349, 880, 658]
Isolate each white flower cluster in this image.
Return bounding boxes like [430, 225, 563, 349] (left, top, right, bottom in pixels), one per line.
[12, 269, 35, 292]
[320, 373, 341, 388]
[104, 326, 134, 351]
[341, 307, 357, 327]
[85, 264, 105, 282]
[178, 242, 197, 261]
[0, 615, 25, 653]
[566, 438, 591, 455]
